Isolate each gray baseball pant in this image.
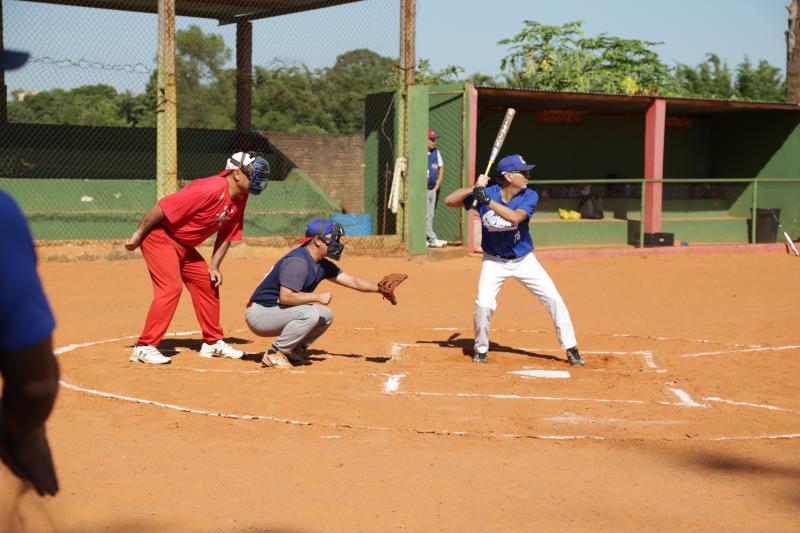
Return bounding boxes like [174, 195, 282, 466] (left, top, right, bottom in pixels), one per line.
[245, 302, 333, 354]
[426, 189, 439, 242]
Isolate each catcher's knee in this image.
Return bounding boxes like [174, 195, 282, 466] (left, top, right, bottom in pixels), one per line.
[314, 304, 333, 324]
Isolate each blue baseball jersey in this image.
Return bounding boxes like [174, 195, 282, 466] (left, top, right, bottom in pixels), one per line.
[463, 184, 538, 258]
[250, 246, 341, 307]
[0, 191, 56, 352]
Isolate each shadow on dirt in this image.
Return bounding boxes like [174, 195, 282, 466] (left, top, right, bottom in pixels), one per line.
[240, 348, 388, 366]
[418, 332, 564, 363]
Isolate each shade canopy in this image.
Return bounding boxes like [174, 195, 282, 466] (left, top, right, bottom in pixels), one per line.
[18, 0, 363, 24]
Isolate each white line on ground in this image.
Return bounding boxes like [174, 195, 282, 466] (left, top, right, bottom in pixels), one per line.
[55, 330, 201, 355]
[383, 374, 407, 394]
[545, 413, 686, 425]
[397, 391, 645, 404]
[710, 434, 800, 441]
[59, 380, 609, 440]
[683, 345, 800, 358]
[510, 370, 571, 379]
[667, 388, 708, 408]
[705, 397, 800, 415]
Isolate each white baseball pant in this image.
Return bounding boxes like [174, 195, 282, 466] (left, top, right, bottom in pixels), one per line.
[474, 252, 577, 354]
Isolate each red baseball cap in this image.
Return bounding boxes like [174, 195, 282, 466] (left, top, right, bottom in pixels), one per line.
[428, 129, 439, 140]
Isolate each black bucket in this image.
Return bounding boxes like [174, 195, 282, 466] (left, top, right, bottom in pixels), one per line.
[749, 208, 781, 243]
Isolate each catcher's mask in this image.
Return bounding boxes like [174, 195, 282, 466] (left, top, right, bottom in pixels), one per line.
[226, 151, 270, 195]
[298, 218, 345, 261]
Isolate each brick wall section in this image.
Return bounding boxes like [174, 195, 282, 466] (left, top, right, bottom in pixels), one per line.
[263, 131, 364, 214]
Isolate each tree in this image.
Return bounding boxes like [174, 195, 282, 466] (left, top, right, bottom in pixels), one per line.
[7, 84, 128, 126]
[735, 57, 785, 101]
[497, 20, 674, 95]
[319, 49, 397, 133]
[787, 0, 800, 101]
[250, 62, 334, 134]
[673, 54, 735, 98]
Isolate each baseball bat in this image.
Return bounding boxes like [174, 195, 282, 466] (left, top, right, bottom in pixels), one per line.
[472, 108, 516, 208]
[772, 211, 800, 256]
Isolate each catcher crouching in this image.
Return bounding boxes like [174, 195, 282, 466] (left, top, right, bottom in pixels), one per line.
[245, 218, 407, 368]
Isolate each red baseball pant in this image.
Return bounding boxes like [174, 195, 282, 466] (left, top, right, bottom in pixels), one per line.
[136, 227, 224, 346]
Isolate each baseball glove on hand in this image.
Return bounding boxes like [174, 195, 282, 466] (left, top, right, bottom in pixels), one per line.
[473, 186, 490, 206]
[378, 273, 408, 305]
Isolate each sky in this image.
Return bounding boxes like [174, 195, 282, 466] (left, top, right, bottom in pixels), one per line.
[3, 0, 792, 95]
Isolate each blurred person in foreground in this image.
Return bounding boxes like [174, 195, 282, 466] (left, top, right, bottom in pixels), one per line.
[0, 47, 60, 496]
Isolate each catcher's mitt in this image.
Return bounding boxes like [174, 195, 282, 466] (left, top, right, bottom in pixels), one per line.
[378, 273, 408, 305]
[473, 186, 490, 206]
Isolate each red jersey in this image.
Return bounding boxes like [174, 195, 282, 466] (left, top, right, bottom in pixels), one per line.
[158, 172, 247, 248]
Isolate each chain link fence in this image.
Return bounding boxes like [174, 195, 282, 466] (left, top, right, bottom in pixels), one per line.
[2, 0, 404, 254]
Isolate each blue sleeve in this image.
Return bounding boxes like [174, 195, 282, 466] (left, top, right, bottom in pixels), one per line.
[277, 257, 308, 292]
[521, 189, 539, 218]
[320, 259, 342, 280]
[0, 193, 56, 352]
[462, 192, 475, 210]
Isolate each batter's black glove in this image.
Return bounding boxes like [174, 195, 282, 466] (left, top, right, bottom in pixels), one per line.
[473, 186, 490, 207]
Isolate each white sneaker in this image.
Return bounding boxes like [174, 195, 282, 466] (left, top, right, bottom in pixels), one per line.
[199, 340, 244, 359]
[130, 345, 171, 365]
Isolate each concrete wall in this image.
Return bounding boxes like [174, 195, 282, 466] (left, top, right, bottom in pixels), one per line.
[264, 130, 364, 214]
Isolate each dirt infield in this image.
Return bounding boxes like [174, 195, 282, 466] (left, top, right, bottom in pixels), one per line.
[4, 245, 799, 532]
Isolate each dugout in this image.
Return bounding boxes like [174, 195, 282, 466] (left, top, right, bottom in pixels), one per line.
[374, 84, 800, 254]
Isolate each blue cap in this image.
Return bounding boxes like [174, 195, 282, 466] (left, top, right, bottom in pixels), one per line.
[297, 218, 336, 245]
[497, 154, 535, 174]
[1, 49, 30, 71]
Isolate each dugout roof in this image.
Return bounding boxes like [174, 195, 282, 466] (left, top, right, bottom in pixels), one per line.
[476, 86, 800, 116]
[18, 0, 363, 23]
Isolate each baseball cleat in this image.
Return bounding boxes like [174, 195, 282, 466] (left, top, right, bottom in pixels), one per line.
[261, 347, 292, 369]
[473, 350, 488, 364]
[130, 345, 171, 365]
[566, 347, 584, 367]
[285, 343, 311, 365]
[199, 339, 244, 359]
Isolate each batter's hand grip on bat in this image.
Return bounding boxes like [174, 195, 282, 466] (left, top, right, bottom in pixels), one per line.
[473, 108, 516, 208]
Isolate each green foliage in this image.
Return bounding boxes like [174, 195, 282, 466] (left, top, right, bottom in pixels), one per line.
[415, 58, 464, 85]
[7, 21, 788, 133]
[672, 54, 785, 101]
[498, 20, 674, 95]
[8, 84, 130, 126]
[673, 54, 735, 98]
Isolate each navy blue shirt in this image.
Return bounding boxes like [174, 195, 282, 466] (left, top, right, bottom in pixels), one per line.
[463, 184, 538, 258]
[0, 191, 56, 352]
[250, 246, 341, 307]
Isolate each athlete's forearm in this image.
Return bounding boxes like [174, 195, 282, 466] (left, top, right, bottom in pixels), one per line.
[444, 187, 472, 207]
[210, 238, 231, 270]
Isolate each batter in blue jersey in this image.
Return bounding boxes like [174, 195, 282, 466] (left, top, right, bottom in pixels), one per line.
[444, 154, 583, 366]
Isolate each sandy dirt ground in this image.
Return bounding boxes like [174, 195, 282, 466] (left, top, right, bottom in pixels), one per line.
[2, 244, 799, 532]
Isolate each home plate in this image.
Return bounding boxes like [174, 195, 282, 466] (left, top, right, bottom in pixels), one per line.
[510, 370, 571, 379]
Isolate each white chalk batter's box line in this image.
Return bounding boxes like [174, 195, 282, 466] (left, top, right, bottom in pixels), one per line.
[55, 333, 800, 441]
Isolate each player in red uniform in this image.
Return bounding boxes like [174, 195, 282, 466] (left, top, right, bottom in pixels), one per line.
[125, 152, 270, 364]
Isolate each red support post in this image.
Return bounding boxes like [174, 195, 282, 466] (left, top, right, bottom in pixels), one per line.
[644, 98, 666, 233]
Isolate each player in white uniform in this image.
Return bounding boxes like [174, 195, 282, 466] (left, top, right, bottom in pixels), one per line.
[444, 154, 583, 366]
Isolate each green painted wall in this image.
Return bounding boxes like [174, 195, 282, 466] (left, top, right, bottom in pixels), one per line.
[476, 110, 645, 180]
[712, 111, 800, 238]
[407, 85, 429, 254]
[363, 91, 398, 235]
[429, 86, 465, 243]
[1, 171, 339, 241]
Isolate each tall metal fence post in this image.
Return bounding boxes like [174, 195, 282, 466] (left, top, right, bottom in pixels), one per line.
[156, 0, 178, 199]
[407, 84, 428, 254]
